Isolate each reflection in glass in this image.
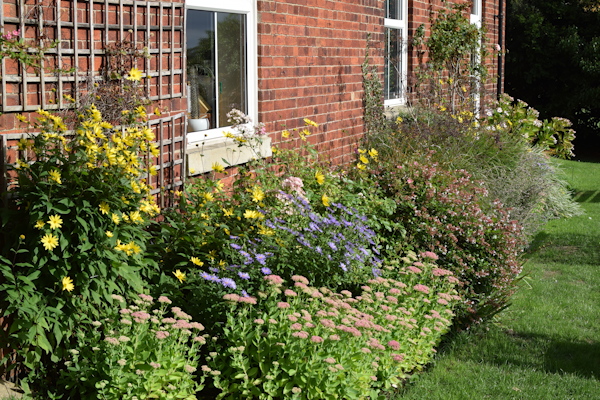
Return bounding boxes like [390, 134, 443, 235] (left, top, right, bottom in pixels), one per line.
[187, 10, 247, 130]
[386, 0, 402, 20]
[385, 28, 403, 100]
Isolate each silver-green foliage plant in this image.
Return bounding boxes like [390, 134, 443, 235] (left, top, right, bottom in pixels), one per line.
[204, 252, 460, 399]
[58, 294, 206, 400]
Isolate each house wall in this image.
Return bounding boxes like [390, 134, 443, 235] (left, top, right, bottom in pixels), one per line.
[256, 0, 386, 166]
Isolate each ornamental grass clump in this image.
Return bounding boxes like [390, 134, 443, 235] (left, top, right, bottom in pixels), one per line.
[203, 253, 460, 399]
[0, 104, 159, 396]
[57, 294, 206, 399]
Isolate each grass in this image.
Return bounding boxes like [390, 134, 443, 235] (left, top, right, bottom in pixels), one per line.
[393, 159, 600, 400]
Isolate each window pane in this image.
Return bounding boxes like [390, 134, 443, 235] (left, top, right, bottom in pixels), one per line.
[386, 0, 402, 20]
[384, 28, 403, 100]
[471, 0, 480, 16]
[187, 10, 216, 128]
[217, 13, 247, 127]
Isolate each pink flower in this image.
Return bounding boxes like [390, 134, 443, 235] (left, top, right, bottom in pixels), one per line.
[162, 317, 177, 324]
[324, 357, 336, 364]
[438, 298, 449, 305]
[138, 293, 153, 302]
[264, 275, 284, 285]
[254, 318, 265, 325]
[292, 331, 309, 339]
[319, 319, 336, 329]
[277, 302, 291, 309]
[329, 334, 341, 341]
[284, 289, 297, 297]
[190, 322, 204, 330]
[223, 293, 241, 302]
[408, 266, 422, 273]
[413, 284, 430, 294]
[119, 309, 132, 315]
[432, 268, 453, 276]
[150, 362, 161, 369]
[193, 336, 206, 344]
[291, 275, 309, 285]
[184, 365, 197, 373]
[131, 311, 151, 323]
[290, 323, 303, 330]
[387, 340, 401, 350]
[104, 337, 119, 345]
[155, 331, 170, 339]
[421, 251, 439, 260]
[121, 318, 132, 325]
[288, 315, 298, 322]
[238, 296, 257, 304]
[310, 335, 324, 343]
[158, 295, 172, 304]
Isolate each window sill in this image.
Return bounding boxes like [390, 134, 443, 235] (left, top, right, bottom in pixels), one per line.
[186, 135, 272, 176]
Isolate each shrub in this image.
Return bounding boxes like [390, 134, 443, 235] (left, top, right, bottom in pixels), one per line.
[203, 252, 460, 399]
[372, 155, 525, 326]
[0, 105, 159, 395]
[57, 293, 206, 399]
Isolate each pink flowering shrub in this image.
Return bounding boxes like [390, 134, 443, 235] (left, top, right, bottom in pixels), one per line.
[374, 155, 526, 327]
[56, 294, 207, 399]
[202, 254, 460, 399]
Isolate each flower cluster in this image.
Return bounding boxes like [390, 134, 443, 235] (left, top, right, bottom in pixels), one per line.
[59, 294, 206, 399]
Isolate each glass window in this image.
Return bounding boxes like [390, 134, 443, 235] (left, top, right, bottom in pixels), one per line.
[384, 0, 407, 105]
[187, 10, 247, 130]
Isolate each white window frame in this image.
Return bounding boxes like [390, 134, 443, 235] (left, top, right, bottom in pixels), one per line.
[185, 0, 258, 145]
[384, 0, 408, 107]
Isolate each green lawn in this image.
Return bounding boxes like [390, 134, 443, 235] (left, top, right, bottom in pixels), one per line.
[393, 159, 600, 400]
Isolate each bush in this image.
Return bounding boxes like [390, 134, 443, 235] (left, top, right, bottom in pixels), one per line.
[0, 105, 159, 396]
[203, 252, 460, 399]
[371, 155, 525, 326]
[57, 293, 206, 399]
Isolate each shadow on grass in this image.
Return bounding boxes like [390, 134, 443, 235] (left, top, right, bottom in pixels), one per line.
[487, 330, 600, 380]
[574, 190, 600, 203]
[526, 231, 600, 265]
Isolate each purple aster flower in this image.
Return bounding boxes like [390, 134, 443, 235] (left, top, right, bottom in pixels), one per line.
[255, 254, 268, 265]
[221, 278, 237, 289]
[297, 237, 311, 247]
[230, 235, 239, 240]
[209, 267, 219, 273]
[328, 242, 338, 251]
[230, 243, 242, 250]
[340, 263, 348, 272]
[238, 272, 251, 280]
[241, 290, 249, 297]
[201, 272, 221, 283]
[261, 267, 272, 275]
[315, 246, 322, 254]
[372, 268, 382, 277]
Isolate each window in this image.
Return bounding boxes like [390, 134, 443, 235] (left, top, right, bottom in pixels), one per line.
[470, 0, 482, 114]
[384, 0, 407, 106]
[186, 1, 257, 144]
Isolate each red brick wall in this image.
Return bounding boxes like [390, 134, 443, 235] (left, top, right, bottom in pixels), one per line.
[257, 0, 386, 167]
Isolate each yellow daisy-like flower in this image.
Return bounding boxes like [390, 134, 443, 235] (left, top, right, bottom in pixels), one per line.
[322, 194, 331, 207]
[215, 180, 225, 192]
[396, 116, 403, 124]
[303, 118, 318, 127]
[62, 276, 74, 292]
[41, 233, 59, 251]
[154, 107, 161, 116]
[212, 162, 226, 173]
[218, 259, 227, 267]
[368, 148, 379, 161]
[203, 192, 214, 202]
[99, 201, 110, 215]
[358, 148, 367, 154]
[356, 163, 366, 171]
[48, 169, 62, 184]
[258, 225, 275, 236]
[244, 209, 263, 219]
[315, 171, 325, 185]
[173, 269, 186, 283]
[189, 168, 196, 175]
[129, 211, 144, 224]
[47, 215, 63, 230]
[111, 213, 121, 225]
[359, 155, 369, 164]
[223, 208, 234, 217]
[281, 130, 290, 138]
[190, 257, 204, 266]
[105, 231, 114, 238]
[16, 114, 28, 123]
[34, 220, 45, 229]
[126, 67, 143, 81]
[250, 186, 265, 203]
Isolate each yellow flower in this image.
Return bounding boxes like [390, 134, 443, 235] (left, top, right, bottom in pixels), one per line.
[190, 257, 204, 266]
[281, 130, 290, 138]
[49, 169, 62, 184]
[35, 220, 45, 229]
[105, 231, 114, 238]
[315, 171, 325, 185]
[126, 67, 143, 81]
[244, 209, 263, 219]
[99, 202, 110, 215]
[218, 259, 227, 267]
[223, 208, 234, 217]
[173, 269, 186, 283]
[356, 163, 366, 171]
[111, 213, 121, 225]
[16, 114, 28, 123]
[368, 148, 379, 160]
[359, 155, 369, 164]
[203, 192, 214, 202]
[154, 107, 161, 116]
[19, 234, 25, 240]
[129, 211, 144, 224]
[303, 118, 318, 127]
[215, 180, 225, 192]
[47, 215, 63, 230]
[41, 233, 59, 251]
[322, 194, 331, 207]
[396, 116, 403, 124]
[250, 186, 265, 203]
[258, 225, 275, 236]
[212, 162, 226, 173]
[358, 148, 367, 154]
[189, 168, 196, 175]
[62, 276, 74, 292]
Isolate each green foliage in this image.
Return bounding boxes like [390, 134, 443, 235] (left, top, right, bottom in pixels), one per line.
[361, 36, 391, 138]
[204, 253, 460, 399]
[57, 293, 206, 400]
[0, 105, 160, 396]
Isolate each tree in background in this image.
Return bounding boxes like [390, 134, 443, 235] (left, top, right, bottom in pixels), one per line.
[506, 0, 600, 153]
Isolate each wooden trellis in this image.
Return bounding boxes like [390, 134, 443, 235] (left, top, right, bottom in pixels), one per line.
[0, 0, 187, 205]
